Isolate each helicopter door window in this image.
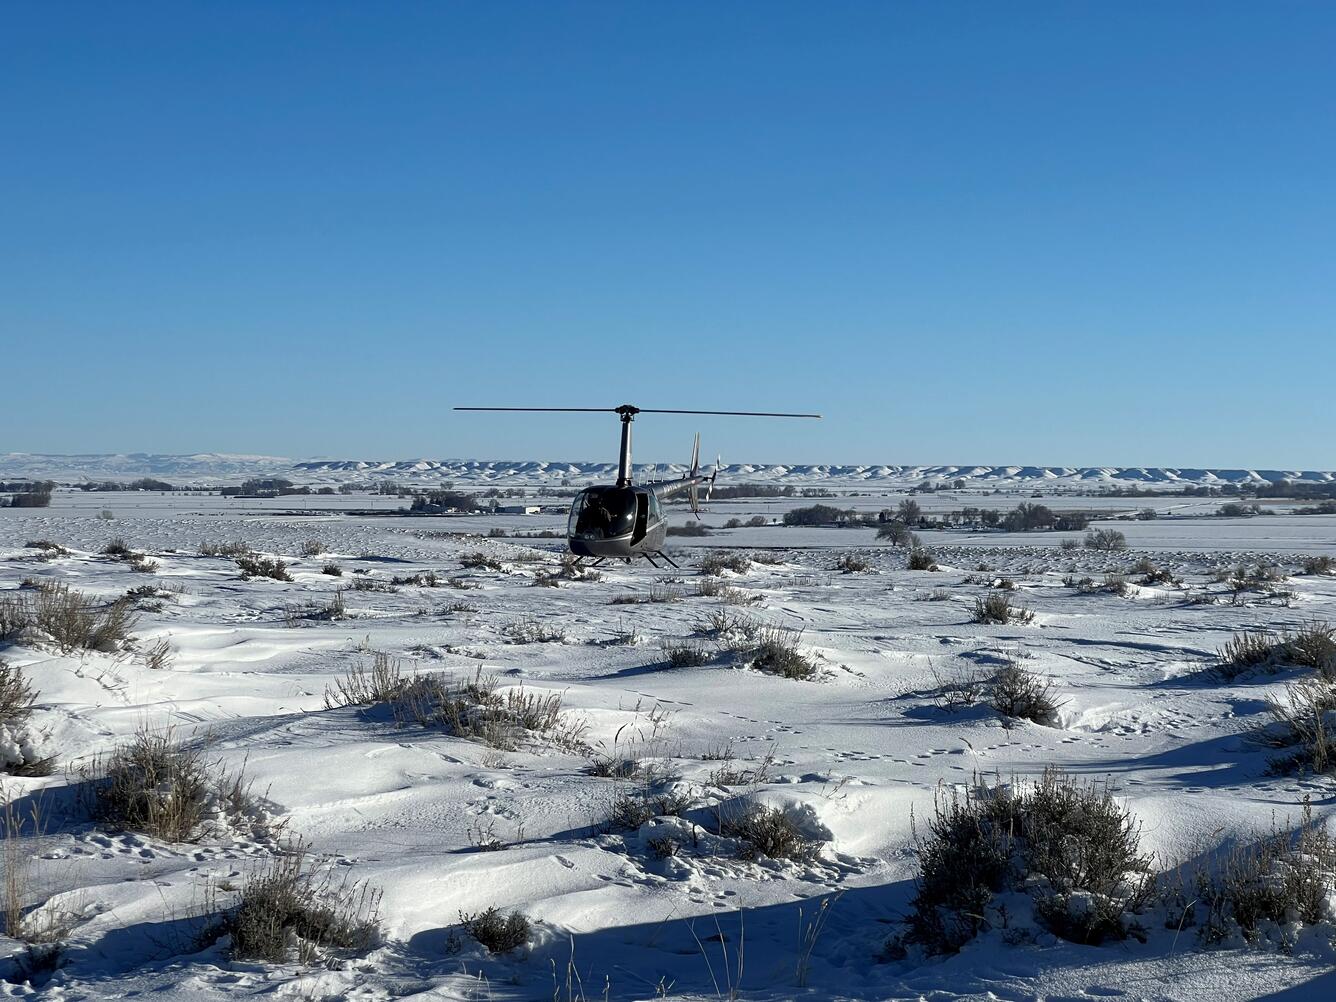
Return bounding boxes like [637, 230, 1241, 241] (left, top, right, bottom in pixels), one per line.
[605, 493, 636, 538]
[632, 493, 649, 543]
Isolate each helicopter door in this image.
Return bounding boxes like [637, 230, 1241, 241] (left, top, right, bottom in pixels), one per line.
[632, 493, 649, 543]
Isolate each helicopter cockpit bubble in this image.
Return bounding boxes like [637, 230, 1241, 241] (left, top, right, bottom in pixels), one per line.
[570, 487, 637, 540]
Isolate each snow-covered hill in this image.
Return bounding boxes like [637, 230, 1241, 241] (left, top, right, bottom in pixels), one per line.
[4, 452, 1334, 488]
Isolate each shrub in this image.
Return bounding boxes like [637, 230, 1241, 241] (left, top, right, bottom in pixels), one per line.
[1059, 537, 1080, 551]
[903, 770, 1151, 954]
[502, 616, 567, 644]
[460, 906, 530, 954]
[235, 554, 292, 582]
[835, 553, 871, 573]
[1301, 555, 1335, 576]
[1286, 622, 1336, 674]
[608, 788, 693, 829]
[300, 540, 326, 557]
[718, 804, 820, 862]
[0, 661, 51, 776]
[746, 515, 769, 527]
[348, 576, 397, 593]
[1217, 623, 1336, 680]
[647, 835, 680, 859]
[391, 571, 440, 588]
[990, 662, 1061, 725]
[24, 584, 138, 653]
[1101, 572, 1129, 596]
[102, 538, 133, 558]
[749, 626, 818, 680]
[695, 607, 760, 641]
[322, 562, 343, 577]
[970, 592, 1034, 625]
[324, 654, 408, 708]
[459, 552, 503, 571]
[199, 540, 252, 557]
[929, 662, 990, 711]
[1139, 565, 1179, 586]
[698, 551, 751, 576]
[1084, 529, 1127, 552]
[1218, 630, 1278, 676]
[392, 669, 586, 751]
[0, 661, 37, 727]
[141, 636, 174, 670]
[907, 549, 938, 571]
[23, 541, 68, 556]
[666, 521, 711, 537]
[917, 588, 952, 603]
[225, 846, 381, 962]
[717, 584, 763, 606]
[1262, 676, 1336, 775]
[82, 730, 257, 842]
[1195, 798, 1334, 945]
[723, 518, 743, 529]
[283, 591, 347, 626]
[663, 641, 711, 667]
[0, 596, 27, 643]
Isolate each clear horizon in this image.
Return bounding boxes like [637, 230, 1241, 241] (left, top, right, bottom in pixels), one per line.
[5, 3, 1334, 468]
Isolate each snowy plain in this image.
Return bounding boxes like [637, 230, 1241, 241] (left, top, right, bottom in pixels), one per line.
[2, 482, 1336, 1001]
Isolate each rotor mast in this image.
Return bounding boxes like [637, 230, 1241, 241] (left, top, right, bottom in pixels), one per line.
[615, 404, 638, 488]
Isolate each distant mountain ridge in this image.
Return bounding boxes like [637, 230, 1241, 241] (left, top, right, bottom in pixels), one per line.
[3, 453, 1334, 488]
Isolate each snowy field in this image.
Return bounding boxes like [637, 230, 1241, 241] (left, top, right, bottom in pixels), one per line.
[3, 489, 1336, 1000]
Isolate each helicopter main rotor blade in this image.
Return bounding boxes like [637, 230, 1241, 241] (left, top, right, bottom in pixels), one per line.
[636, 409, 821, 418]
[453, 406, 822, 417]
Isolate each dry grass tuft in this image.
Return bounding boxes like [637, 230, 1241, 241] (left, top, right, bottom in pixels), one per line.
[223, 843, 381, 962]
[502, 616, 567, 644]
[1, 584, 138, 653]
[323, 653, 409, 708]
[387, 668, 586, 751]
[80, 729, 260, 843]
[699, 551, 751, 576]
[1195, 797, 1335, 946]
[970, 592, 1035, 625]
[718, 803, 820, 862]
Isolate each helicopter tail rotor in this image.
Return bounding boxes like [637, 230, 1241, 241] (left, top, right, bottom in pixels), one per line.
[688, 433, 702, 516]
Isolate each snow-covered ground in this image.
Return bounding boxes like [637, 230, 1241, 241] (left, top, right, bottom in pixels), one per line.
[2, 488, 1336, 1000]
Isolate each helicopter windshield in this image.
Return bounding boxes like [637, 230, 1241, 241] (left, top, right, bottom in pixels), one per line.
[569, 487, 637, 540]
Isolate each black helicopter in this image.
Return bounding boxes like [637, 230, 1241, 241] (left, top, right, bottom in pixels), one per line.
[453, 404, 821, 567]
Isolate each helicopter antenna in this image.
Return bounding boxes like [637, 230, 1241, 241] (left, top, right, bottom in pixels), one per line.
[453, 404, 821, 488]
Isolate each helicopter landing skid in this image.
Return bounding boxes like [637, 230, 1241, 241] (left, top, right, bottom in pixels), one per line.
[639, 550, 679, 569]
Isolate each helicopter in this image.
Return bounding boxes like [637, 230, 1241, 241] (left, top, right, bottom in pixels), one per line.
[453, 404, 821, 567]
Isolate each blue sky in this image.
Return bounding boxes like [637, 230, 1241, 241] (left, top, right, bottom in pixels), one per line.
[4, 2, 1334, 468]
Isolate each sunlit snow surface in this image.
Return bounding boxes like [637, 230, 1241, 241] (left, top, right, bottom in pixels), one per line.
[2, 488, 1335, 1000]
